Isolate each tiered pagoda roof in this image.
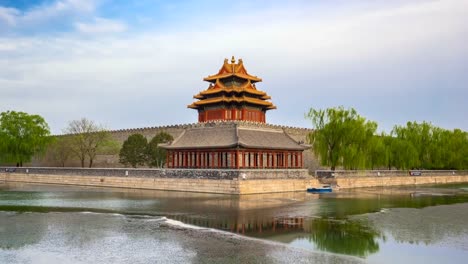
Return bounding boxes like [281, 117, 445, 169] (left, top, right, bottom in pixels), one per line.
[187, 56, 276, 110]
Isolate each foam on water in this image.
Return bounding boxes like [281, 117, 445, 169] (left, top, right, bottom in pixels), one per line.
[162, 217, 207, 230]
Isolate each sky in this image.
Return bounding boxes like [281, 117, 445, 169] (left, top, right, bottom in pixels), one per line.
[0, 0, 467, 134]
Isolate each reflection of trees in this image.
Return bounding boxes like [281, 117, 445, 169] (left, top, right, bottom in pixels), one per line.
[307, 218, 382, 257]
[364, 203, 468, 246]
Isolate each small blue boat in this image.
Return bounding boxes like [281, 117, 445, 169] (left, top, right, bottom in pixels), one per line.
[307, 185, 333, 193]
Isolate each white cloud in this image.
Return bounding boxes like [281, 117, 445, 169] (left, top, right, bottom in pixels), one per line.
[0, 0, 98, 31]
[22, 0, 96, 22]
[75, 18, 127, 34]
[0, 0, 467, 133]
[0, 7, 19, 26]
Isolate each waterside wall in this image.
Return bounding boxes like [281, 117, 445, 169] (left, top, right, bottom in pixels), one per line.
[336, 175, 468, 188]
[316, 170, 468, 189]
[2, 168, 468, 194]
[0, 167, 314, 195]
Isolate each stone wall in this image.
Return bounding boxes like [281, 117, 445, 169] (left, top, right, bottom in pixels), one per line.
[316, 170, 468, 177]
[34, 121, 317, 170]
[336, 175, 468, 188]
[239, 179, 314, 194]
[0, 167, 314, 194]
[2, 168, 468, 194]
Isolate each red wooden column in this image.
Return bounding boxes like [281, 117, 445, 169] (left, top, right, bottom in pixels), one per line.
[252, 152, 256, 168]
[293, 152, 297, 168]
[284, 152, 287, 168]
[295, 151, 299, 168]
[166, 152, 169, 168]
[179, 152, 182, 167]
[236, 150, 240, 169]
[260, 152, 264, 168]
[179, 151, 181, 168]
[273, 152, 276, 168]
[266, 152, 269, 168]
[188, 152, 191, 168]
[173, 152, 176, 168]
[191, 152, 194, 168]
[211, 152, 215, 168]
[218, 152, 222, 168]
[258, 152, 260, 168]
[285, 152, 288, 168]
[241, 151, 245, 168]
[189, 152, 192, 168]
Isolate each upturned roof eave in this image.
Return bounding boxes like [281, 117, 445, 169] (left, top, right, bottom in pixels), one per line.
[203, 73, 262, 83]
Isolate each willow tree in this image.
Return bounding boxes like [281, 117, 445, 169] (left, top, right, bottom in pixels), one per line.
[306, 107, 377, 170]
[392, 122, 468, 169]
[0, 111, 51, 166]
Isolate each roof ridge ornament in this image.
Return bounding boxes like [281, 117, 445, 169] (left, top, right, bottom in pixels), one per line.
[231, 55, 236, 64]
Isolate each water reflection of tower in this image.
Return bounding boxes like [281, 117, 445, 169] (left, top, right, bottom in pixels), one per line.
[168, 215, 305, 235]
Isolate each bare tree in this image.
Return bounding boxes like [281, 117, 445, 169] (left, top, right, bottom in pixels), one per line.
[63, 118, 112, 168]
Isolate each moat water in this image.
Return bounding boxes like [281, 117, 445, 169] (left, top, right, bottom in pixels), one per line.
[1, 182, 467, 263]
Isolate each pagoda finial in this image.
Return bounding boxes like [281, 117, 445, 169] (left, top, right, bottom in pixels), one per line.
[231, 56, 236, 64]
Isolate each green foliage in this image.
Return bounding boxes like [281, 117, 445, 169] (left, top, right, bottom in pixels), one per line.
[389, 137, 419, 170]
[308, 218, 381, 257]
[391, 122, 468, 170]
[306, 107, 468, 170]
[146, 132, 174, 168]
[366, 135, 387, 170]
[306, 106, 377, 170]
[63, 118, 112, 168]
[0, 111, 51, 166]
[46, 136, 73, 167]
[119, 134, 148, 168]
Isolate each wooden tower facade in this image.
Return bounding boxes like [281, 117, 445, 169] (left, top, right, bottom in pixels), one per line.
[188, 56, 276, 123]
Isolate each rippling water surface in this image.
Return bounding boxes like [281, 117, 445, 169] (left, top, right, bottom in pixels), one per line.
[1, 182, 467, 263]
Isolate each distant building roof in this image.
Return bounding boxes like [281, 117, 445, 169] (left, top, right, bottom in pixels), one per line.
[161, 123, 309, 151]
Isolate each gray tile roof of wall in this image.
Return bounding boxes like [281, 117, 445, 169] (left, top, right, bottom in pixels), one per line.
[162, 124, 308, 150]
